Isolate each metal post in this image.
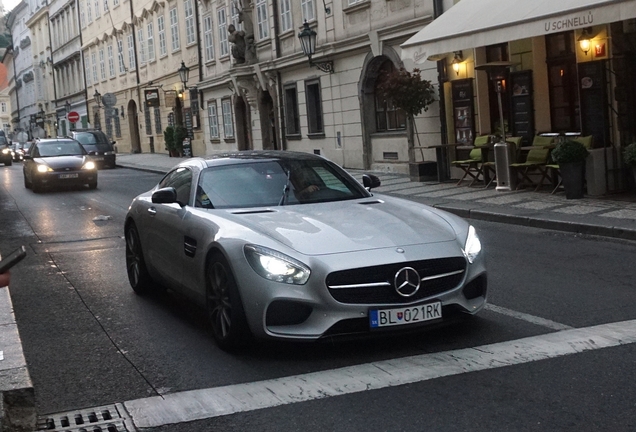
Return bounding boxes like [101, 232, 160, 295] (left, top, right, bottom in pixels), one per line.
[494, 80, 514, 191]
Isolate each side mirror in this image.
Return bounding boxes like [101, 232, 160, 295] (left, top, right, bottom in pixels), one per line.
[362, 174, 381, 190]
[152, 187, 181, 205]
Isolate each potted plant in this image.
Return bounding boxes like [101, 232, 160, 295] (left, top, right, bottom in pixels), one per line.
[174, 126, 188, 157]
[551, 139, 590, 199]
[164, 126, 176, 157]
[624, 142, 636, 189]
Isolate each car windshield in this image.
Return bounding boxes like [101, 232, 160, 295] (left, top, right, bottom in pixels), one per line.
[195, 159, 367, 209]
[36, 141, 85, 157]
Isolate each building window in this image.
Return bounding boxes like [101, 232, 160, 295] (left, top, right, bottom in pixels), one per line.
[301, 0, 314, 22]
[374, 61, 406, 132]
[284, 84, 300, 136]
[231, 2, 241, 31]
[486, 43, 510, 134]
[154, 107, 162, 134]
[280, 0, 292, 32]
[107, 45, 115, 77]
[91, 52, 98, 83]
[546, 31, 580, 132]
[114, 115, 121, 137]
[221, 98, 234, 138]
[103, 0, 108, 11]
[80, 1, 86, 28]
[144, 105, 152, 135]
[256, 0, 269, 40]
[348, 0, 365, 4]
[157, 16, 167, 57]
[147, 22, 155, 62]
[218, 8, 228, 57]
[137, 28, 146, 64]
[113, 0, 118, 6]
[169, 7, 180, 51]
[127, 34, 136, 69]
[94, 0, 100, 17]
[106, 115, 113, 138]
[305, 79, 324, 135]
[117, 39, 125, 73]
[1, 102, 6, 113]
[208, 100, 219, 138]
[85, 56, 92, 85]
[204, 16, 215, 61]
[185, 0, 195, 45]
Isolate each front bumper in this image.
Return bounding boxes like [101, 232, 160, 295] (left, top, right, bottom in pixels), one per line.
[34, 170, 97, 188]
[89, 153, 116, 168]
[227, 241, 487, 341]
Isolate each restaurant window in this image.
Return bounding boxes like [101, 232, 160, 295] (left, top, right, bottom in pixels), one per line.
[374, 61, 406, 132]
[154, 107, 162, 134]
[284, 83, 300, 137]
[486, 43, 509, 136]
[221, 98, 234, 138]
[546, 32, 580, 132]
[305, 79, 324, 135]
[144, 105, 152, 135]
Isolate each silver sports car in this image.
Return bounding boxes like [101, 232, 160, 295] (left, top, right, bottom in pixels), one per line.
[125, 151, 487, 350]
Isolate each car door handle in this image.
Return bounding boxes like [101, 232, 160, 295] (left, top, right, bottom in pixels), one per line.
[148, 207, 157, 216]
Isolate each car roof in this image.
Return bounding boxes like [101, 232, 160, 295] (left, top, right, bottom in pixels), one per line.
[36, 138, 79, 144]
[198, 150, 327, 168]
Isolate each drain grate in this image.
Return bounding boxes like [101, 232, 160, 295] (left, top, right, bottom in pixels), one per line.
[36, 403, 136, 432]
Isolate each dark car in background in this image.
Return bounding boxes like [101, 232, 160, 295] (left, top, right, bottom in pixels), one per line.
[0, 137, 12, 166]
[23, 138, 98, 192]
[69, 129, 116, 168]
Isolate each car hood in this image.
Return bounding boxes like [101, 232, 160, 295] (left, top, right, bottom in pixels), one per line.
[35, 155, 87, 169]
[222, 195, 458, 255]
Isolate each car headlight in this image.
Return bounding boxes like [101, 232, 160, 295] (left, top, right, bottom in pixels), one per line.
[244, 244, 310, 285]
[1, 149, 9, 154]
[463, 225, 482, 264]
[37, 164, 52, 173]
[82, 161, 96, 170]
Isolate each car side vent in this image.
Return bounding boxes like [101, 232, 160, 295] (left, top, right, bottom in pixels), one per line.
[231, 209, 277, 215]
[359, 200, 384, 205]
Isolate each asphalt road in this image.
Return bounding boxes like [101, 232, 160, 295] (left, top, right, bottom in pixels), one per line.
[1, 164, 635, 431]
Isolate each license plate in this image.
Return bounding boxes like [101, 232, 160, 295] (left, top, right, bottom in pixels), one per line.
[369, 302, 442, 328]
[59, 173, 79, 179]
[93, 156, 104, 161]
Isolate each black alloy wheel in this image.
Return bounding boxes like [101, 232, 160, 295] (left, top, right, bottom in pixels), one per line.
[206, 253, 250, 350]
[125, 223, 153, 294]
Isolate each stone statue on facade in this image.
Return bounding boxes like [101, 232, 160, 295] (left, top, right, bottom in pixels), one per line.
[229, 2, 257, 65]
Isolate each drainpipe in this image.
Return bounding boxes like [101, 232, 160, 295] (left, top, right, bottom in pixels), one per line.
[77, 0, 90, 126]
[271, 0, 286, 151]
[11, 49, 21, 132]
[433, 0, 450, 180]
[46, 6, 58, 131]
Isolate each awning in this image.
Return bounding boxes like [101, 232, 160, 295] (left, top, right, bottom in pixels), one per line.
[401, 0, 636, 63]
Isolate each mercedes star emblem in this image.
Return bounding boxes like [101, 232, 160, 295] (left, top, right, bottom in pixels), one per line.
[394, 267, 421, 297]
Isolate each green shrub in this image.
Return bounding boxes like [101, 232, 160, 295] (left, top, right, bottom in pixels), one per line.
[163, 126, 176, 152]
[551, 139, 589, 164]
[623, 143, 636, 166]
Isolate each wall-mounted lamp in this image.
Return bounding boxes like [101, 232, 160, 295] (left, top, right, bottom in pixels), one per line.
[178, 61, 190, 92]
[94, 90, 102, 108]
[298, 21, 334, 74]
[120, 105, 125, 119]
[65, 101, 71, 114]
[451, 51, 463, 76]
[578, 28, 591, 55]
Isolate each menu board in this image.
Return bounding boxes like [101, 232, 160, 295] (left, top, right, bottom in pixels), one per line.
[184, 108, 194, 140]
[451, 79, 475, 144]
[578, 60, 608, 148]
[510, 70, 534, 146]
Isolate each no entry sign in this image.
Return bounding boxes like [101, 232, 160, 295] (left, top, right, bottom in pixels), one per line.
[67, 111, 80, 123]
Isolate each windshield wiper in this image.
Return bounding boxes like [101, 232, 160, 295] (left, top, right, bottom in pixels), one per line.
[278, 169, 291, 206]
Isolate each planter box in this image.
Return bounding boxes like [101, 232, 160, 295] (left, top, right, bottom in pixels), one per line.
[409, 161, 437, 182]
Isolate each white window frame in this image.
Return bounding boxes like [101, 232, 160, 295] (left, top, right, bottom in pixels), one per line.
[280, 0, 292, 32]
[157, 15, 167, 57]
[231, 2, 242, 31]
[218, 8, 228, 57]
[127, 34, 136, 69]
[103, 0, 108, 11]
[113, 0, 118, 6]
[94, 0, 100, 18]
[85, 55, 92, 85]
[107, 44, 115, 77]
[80, 1, 86, 28]
[184, 0, 195, 45]
[169, 7, 180, 52]
[147, 22, 155, 62]
[117, 39, 125, 74]
[87, 0, 92, 23]
[99, 49, 106, 80]
[256, 0, 269, 40]
[137, 28, 146, 64]
[91, 52, 98, 83]
[301, 0, 315, 22]
[222, 98, 234, 138]
[207, 100, 219, 138]
[204, 16, 214, 62]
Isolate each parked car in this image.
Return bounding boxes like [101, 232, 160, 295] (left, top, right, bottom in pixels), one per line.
[124, 151, 487, 350]
[0, 137, 12, 166]
[69, 129, 116, 168]
[23, 138, 98, 192]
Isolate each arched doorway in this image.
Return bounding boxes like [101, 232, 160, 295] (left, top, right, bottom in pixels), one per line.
[234, 95, 252, 150]
[127, 100, 141, 153]
[259, 90, 278, 150]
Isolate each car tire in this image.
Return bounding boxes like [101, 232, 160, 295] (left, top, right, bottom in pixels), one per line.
[206, 253, 251, 351]
[5, 159, 11, 166]
[125, 223, 154, 295]
[88, 181, 97, 190]
[23, 175, 30, 189]
[32, 180, 42, 193]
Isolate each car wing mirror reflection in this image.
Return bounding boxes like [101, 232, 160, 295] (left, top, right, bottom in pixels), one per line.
[362, 174, 381, 190]
[152, 187, 183, 206]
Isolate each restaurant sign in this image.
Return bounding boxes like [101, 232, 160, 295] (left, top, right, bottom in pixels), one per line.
[145, 89, 160, 107]
[544, 11, 594, 32]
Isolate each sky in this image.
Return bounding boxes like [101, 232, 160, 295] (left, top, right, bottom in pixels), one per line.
[3, 0, 20, 15]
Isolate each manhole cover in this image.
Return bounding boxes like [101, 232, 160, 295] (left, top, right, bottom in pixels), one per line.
[36, 403, 136, 431]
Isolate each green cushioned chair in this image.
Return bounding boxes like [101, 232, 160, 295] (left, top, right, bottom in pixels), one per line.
[510, 147, 551, 190]
[572, 135, 593, 149]
[532, 135, 556, 147]
[450, 135, 490, 186]
[481, 136, 524, 188]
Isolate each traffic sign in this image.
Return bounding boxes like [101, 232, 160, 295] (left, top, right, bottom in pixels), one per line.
[67, 111, 80, 123]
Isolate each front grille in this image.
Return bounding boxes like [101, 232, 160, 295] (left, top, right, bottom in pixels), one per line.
[326, 257, 466, 304]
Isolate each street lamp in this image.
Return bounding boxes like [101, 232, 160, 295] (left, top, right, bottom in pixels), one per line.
[451, 51, 463, 76]
[578, 28, 591, 55]
[65, 101, 71, 114]
[297, 21, 334, 74]
[178, 61, 190, 91]
[94, 90, 102, 108]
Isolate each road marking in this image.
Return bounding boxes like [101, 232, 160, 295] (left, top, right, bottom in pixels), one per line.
[124, 319, 636, 428]
[485, 304, 574, 331]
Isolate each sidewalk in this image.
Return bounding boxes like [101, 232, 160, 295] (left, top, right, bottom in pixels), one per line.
[115, 152, 636, 241]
